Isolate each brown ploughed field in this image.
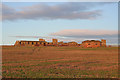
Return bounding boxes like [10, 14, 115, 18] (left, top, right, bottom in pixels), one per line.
[2, 46, 118, 78]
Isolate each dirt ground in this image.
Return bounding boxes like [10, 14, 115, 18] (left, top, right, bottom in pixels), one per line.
[2, 46, 118, 78]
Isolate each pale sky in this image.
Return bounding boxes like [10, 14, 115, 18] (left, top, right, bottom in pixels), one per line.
[2, 2, 118, 45]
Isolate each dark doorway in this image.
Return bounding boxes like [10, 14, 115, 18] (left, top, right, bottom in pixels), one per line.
[44, 43, 46, 46]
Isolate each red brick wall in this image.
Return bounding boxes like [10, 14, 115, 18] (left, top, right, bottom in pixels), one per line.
[82, 42, 101, 48]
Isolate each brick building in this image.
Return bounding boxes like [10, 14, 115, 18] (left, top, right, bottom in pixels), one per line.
[68, 42, 78, 46]
[81, 39, 106, 48]
[52, 39, 58, 45]
[15, 39, 46, 46]
[14, 38, 106, 48]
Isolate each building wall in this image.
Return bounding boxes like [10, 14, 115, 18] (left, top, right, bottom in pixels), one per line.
[61, 43, 68, 46]
[14, 39, 106, 48]
[14, 41, 46, 46]
[68, 42, 78, 46]
[101, 39, 106, 47]
[52, 39, 58, 45]
[39, 39, 45, 42]
[81, 41, 101, 48]
[58, 41, 63, 46]
[14, 41, 20, 46]
[45, 42, 54, 46]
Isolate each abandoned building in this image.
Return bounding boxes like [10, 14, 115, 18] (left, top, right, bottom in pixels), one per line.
[68, 42, 78, 46]
[14, 39, 106, 48]
[81, 39, 106, 48]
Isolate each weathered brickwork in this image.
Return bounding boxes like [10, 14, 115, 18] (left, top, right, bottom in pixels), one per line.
[39, 39, 45, 42]
[81, 39, 106, 48]
[52, 39, 58, 45]
[101, 39, 106, 47]
[15, 41, 46, 46]
[81, 40, 101, 48]
[14, 39, 106, 48]
[68, 42, 78, 46]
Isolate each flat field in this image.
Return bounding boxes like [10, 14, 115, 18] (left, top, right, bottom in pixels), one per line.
[2, 46, 118, 78]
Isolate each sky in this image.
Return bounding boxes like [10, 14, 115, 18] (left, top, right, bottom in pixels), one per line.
[2, 2, 118, 45]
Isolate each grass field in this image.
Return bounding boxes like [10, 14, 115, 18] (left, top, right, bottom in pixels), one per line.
[2, 46, 118, 78]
